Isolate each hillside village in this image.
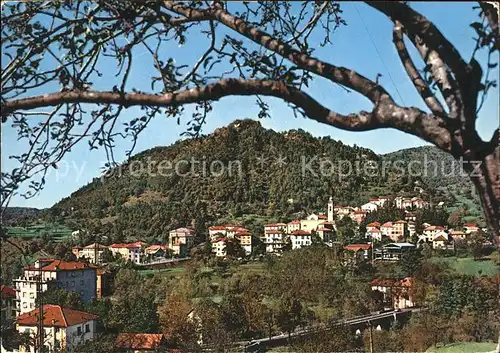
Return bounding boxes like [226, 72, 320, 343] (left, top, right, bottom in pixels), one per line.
[1, 193, 495, 353]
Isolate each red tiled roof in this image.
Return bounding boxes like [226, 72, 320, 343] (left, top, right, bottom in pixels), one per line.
[368, 228, 381, 233]
[394, 220, 407, 224]
[209, 226, 227, 231]
[291, 230, 310, 235]
[110, 242, 142, 249]
[235, 231, 251, 237]
[1, 285, 16, 299]
[424, 225, 445, 231]
[464, 223, 478, 227]
[344, 244, 371, 251]
[381, 222, 393, 228]
[317, 228, 332, 232]
[433, 235, 449, 242]
[265, 229, 284, 234]
[16, 305, 98, 327]
[24, 260, 92, 272]
[287, 220, 301, 225]
[353, 210, 366, 214]
[367, 222, 381, 227]
[115, 333, 170, 350]
[145, 245, 169, 251]
[83, 243, 108, 249]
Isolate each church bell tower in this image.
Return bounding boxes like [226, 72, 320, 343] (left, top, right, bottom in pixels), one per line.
[328, 196, 334, 222]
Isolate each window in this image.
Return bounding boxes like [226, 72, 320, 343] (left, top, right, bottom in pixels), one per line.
[77, 327, 82, 335]
[85, 324, 90, 333]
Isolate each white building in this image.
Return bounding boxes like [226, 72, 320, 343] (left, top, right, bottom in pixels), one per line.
[169, 227, 195, 256]
[421, 226, 446, 243]
[73, 243, 108, 264]
[361, 202, 378, 213]
[286, 220, 301, 234]
[264, 223, 287, 232]
[290, 230, 312, 250]
[109, 242, 145, 264]
[327, 196, 334, 222]
[208, 226, 228, 241]
[264, 229, 286, 254]
[16, 304, 98, 352]
[211, 238, 227, 257]
[14, 259, 97, 315]
[367, 228, 382, 241]
[463, 223, 479, 234]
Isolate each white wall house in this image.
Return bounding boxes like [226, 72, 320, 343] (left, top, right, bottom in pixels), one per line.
[14, 260, 97, 315]
[16, 305, 98, 353]
[290, 230, 311, 250]
[264, 230, 286, 254]
[361, 202, 378, 213]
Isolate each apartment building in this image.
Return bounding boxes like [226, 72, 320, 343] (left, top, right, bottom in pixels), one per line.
[14, 259, 97, 315]
[168, 228, 195, 256]
[109, 242, 145, 264]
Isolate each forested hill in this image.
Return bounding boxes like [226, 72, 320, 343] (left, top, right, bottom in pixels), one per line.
[50, 119, 464, 241]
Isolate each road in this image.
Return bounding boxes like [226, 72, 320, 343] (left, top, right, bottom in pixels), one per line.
[238, 307, 425, 348]
[137, 257, 191, 266]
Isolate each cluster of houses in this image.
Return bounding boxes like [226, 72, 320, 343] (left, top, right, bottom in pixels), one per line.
[71, 227, 196, 265]
[0, 254, 183, 353]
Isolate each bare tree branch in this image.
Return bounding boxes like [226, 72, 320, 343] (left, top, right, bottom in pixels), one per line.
[367, 1, 471, 86]
[392, 20, 445, 116]
[162, 1, 393, 105]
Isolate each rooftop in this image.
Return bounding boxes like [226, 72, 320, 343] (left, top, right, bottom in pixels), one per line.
[16, 305, 98, 327]
[115, 333, 174, 351]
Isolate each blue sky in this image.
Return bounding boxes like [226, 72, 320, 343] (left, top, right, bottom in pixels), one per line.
[2, 2, 498, 209]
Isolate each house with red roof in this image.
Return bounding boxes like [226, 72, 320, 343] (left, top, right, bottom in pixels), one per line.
[169, 228, 195, 256]
[380, 222, 393, 237]
[421, 225, 446, 242]
[145, 245, 170, 260]
[264, 229, 287, 254]
[14, 259, 97, 315]
[286, 220, 301, 234]
[16, 304, 98, 352]
[73, 243, 108, 264]
[371, 277, 415, 310]
[290, 230, 312, 250]
[1, 285, 16, 321]
[432, 233, 454, 250]
[110, 242, 145, 264]
[344, 243, 372, 261]
[367, 228, 382, 241]
[463, 223, 479, 234]
[115, 333, 179, 352]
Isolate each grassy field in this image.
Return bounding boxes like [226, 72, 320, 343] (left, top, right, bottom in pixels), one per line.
[430, 257, 499, 276]
[6, 222, 73, 242]
[426, 342, 497, 352]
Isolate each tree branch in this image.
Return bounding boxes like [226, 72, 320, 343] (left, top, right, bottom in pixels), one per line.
[2, 78, 455, 154]
[161, 1, 393, 105]
[479, 1, 500, 50]
[392, 21, 445, 116]
[1, 79, 378, 132]
[367, 1, 471, 86]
